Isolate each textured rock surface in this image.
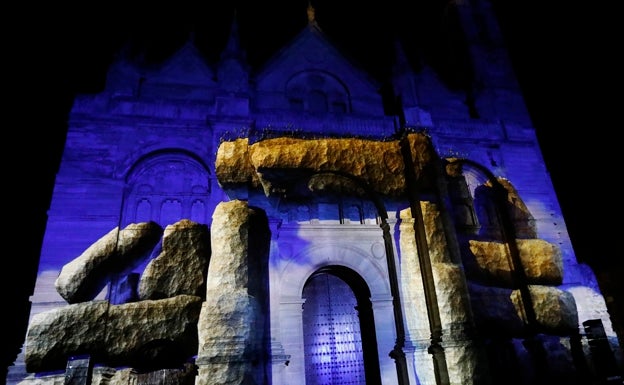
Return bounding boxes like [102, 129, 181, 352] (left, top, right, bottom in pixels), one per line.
[474, 178, 537, 240]
[432, 262, 472, 326]
[511, 285, 579, 335]
[398, 213, 430, 341]
[516, 239, 563, 285]
[139, 219, 211, 300]
[468, 283, 526, 336]
[469, 283, 578, 337]
[24, 295, 202, 373]
[16, 374, 65, 385]
[421, 201, 455, 264]
[196, 200, 270, 385]
[18, 364, 198, 385]
[92, 364, 197, 385]
[55, 221, 163, 304]
[468, 239, 563, 286]
[215, 138, 260, 187]
[496, 178, 537, 239]
[215, 133, 435, 196]
[400, 204, 487, 384]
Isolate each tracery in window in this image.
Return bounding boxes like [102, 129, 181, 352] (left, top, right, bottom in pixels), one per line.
[286, 70, 350, 114]
[123, 152, 211, 227]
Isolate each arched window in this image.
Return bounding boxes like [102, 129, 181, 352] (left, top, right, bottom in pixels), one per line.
[123, 151, 211, 228]
[286, 70, 350, 114]
[308, 90, 328, 112]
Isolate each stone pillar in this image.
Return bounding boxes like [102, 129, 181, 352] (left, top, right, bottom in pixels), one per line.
[399, 203, 491, 385]
[399, 214, 438, 385]
[422, 201, 491, 385]
[279, 297, 306, 382]
[370, 295, 401, 385]
[195, 200, 271, 385]
[433, 262, 489, 384]
[267, 217, 291, 385]
[387, 217, 420, 385]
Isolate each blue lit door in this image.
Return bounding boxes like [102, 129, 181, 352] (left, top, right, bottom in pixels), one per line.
[303, 273, 366, 385]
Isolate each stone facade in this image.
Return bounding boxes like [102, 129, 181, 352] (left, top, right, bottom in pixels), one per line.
[7, 4, 623, 385]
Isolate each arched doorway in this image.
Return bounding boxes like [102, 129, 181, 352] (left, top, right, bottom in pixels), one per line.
[302, 266, 381, 385]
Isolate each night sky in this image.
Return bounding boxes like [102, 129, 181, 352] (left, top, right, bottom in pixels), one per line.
[4, 0, 621, 378]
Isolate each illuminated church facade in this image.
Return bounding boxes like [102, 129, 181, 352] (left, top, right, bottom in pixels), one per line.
[8, 3, 623, 385]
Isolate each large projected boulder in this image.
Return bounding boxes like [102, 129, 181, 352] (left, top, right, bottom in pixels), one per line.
[511, 284, 579, 335]
[467, 239, 564, 286]
[196, 200, 270, 385]
[55, 221, 163, 304]
[469, 283, 579, 337]
[139, 219, 211, 300]
[215, 133, 435, 197]
[24, 295, 202, 373]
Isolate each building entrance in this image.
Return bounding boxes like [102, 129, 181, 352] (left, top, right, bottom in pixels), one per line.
[302, 268, 381, 385]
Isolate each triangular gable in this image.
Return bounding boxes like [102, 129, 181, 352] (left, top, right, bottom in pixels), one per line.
[147, 40, 216, 87]
[255, 24, 380, 95]
[104, 53, 141, 96]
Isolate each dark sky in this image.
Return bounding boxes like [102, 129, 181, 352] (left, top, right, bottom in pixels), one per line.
[494, 4, 618, 268]
[13, 1, 619, 270]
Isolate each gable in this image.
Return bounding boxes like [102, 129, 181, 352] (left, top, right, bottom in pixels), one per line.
[141, 40, 217, 101]
[254, 25, 385, 116]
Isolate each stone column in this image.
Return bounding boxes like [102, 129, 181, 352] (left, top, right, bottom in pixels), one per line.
[279, 297, 306, 382]
[267, 217, 291, 385]
[195, 200, 271, 385]
[387, 217, 421, 385]
[370, 295, 401, 385]
[399, 202, 491, 385]
[399, 213, 438, 385]
[422, 201, 491, 385]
